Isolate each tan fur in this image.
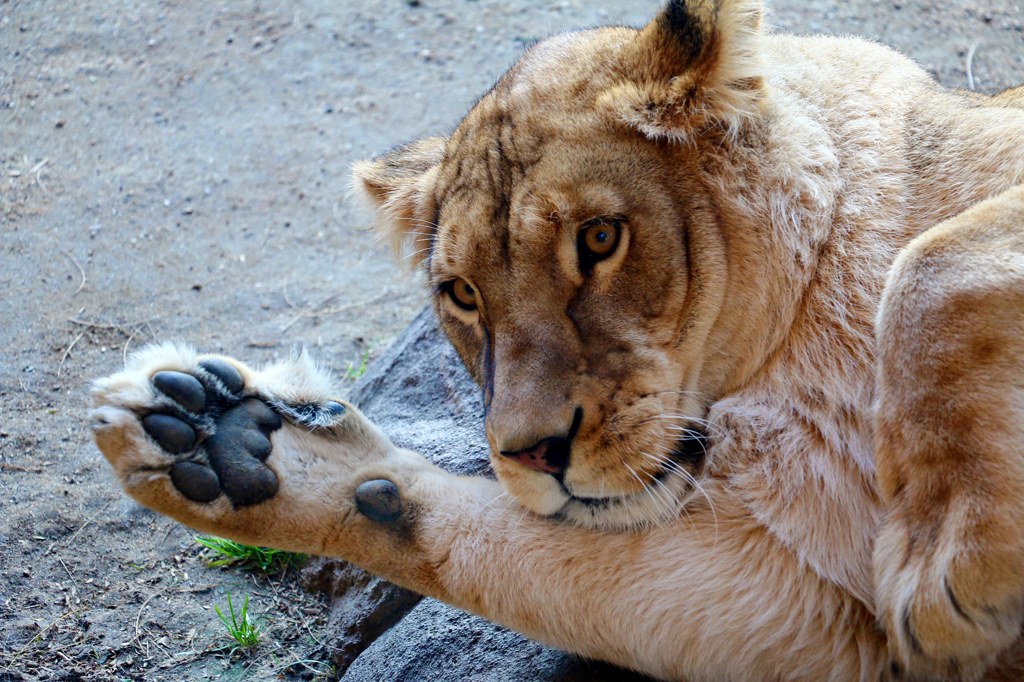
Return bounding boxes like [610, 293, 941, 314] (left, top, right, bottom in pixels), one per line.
[91, 2, 1024, 680]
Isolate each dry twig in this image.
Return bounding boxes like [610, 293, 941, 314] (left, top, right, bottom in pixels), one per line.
[32, 158, 50, 194]
[133, 584, 219, 650]
[134, 587, 169, 647]
[57, 558, 78, 588]
[68, 317, 123, 330]
[281, 291, 389, 332]
[61, 248, 86, 295]
[46, 500, 113, 555]
[966, 40, 980, 90]
[123, 322, 146, 363]
[2, 607, 85, 672]
[2, 93, 18, 127]
[0, 463, 43, 473]
[57, 331, 86, 377]
[281, 291, 342, 332]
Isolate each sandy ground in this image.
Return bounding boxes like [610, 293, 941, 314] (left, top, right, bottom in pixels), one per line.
[1, 0, 1021, 680]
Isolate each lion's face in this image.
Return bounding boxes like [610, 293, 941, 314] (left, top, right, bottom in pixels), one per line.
[431, 110, 718, 528]
[355, 3, 768, 528]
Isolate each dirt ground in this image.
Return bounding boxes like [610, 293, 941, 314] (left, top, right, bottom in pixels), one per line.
[1, 0, 1021, 680]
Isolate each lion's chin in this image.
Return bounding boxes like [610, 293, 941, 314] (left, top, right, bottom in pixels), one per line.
[556, 469, 697, 531]
[491, 460, 571, 518]
[494, 463, 699, 532]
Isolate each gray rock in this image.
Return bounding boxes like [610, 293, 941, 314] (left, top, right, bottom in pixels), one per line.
[351, 306, 492, 478]
[300, 558, 423, 672]
[342, 598, 652, 682]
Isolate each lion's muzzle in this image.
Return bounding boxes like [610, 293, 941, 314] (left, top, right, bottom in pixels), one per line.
[498, 407, 583, 477]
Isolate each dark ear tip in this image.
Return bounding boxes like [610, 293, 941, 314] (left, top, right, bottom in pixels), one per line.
[653, 0, 710, 67]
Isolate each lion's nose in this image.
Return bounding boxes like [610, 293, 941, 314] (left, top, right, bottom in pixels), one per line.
[498, 407, 582, 478]
[500, 436, 569, 476]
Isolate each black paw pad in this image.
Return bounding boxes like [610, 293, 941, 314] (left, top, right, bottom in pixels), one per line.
[205, 399, 282, 507]
[170, 461, 221, 502]
[153, 371, 206, 412]
[239, 429, 273, 462]
[143, 414, 197, 454]
[355, 479, 402, 523]
[199, 358, 245, 394]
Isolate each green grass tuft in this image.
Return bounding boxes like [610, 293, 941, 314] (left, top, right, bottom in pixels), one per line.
[195, 536, 305, 574]
[343, 345, 373, 381]
[215, 592, 261, 650]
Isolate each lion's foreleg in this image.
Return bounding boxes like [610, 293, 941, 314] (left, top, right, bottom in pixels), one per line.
[90, 343, 886, 682]
[874, 184, 1024, 681]
[86, 345, 670, 668]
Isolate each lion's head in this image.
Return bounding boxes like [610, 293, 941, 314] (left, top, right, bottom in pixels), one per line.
[354, 0, 781, 529]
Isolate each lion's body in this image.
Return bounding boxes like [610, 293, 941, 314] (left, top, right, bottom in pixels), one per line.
[91, 2, 1024, 680]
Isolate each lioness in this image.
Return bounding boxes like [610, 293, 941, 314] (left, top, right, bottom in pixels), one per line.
[89, 0, 1024, 679]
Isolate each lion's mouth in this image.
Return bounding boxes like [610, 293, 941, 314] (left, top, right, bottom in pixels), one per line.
[555, 428, 709, 527]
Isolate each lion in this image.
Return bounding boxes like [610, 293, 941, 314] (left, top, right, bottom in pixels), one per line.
[88, 0, 1024, 680]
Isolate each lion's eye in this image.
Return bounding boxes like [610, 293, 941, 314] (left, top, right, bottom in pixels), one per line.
[447, 278, 478, 311]
[577, 220, 621, 271]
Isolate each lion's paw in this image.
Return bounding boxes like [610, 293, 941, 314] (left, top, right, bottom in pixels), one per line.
[876, 510, 1024, 682]
[90, 343, 346, 509]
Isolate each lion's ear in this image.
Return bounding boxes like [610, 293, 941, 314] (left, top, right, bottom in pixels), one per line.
[606, 0, 765, 141]
[352, 136, 446, 267]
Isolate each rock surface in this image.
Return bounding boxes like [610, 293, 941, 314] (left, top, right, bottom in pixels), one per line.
[342, 598, 653, 682]
[350, 306, 493, 479]
[309, 307, 650, 680]
[300, 559, 424, 673]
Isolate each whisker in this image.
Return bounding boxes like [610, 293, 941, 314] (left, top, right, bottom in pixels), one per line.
[636, 413, 726, 439]
[623, 461, 660, 516]
[664, 461, 718, 546]
[479, 490, 509, 514]
[645, 389, 711, 405]
[642, 453, 702, 540]
[642, 447, 718, 545]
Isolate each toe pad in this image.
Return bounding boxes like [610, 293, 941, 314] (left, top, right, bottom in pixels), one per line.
[199, 358, 245, 394]
[153, 371, 206, 412]
[170, 461, 222, 502]
[142, 414, 196, 454]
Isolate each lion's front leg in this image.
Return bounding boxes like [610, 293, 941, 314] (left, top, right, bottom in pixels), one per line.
[89, 342, 452, 582]
[90, 344, 887, 682]
[874, 185, 1024, 681]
